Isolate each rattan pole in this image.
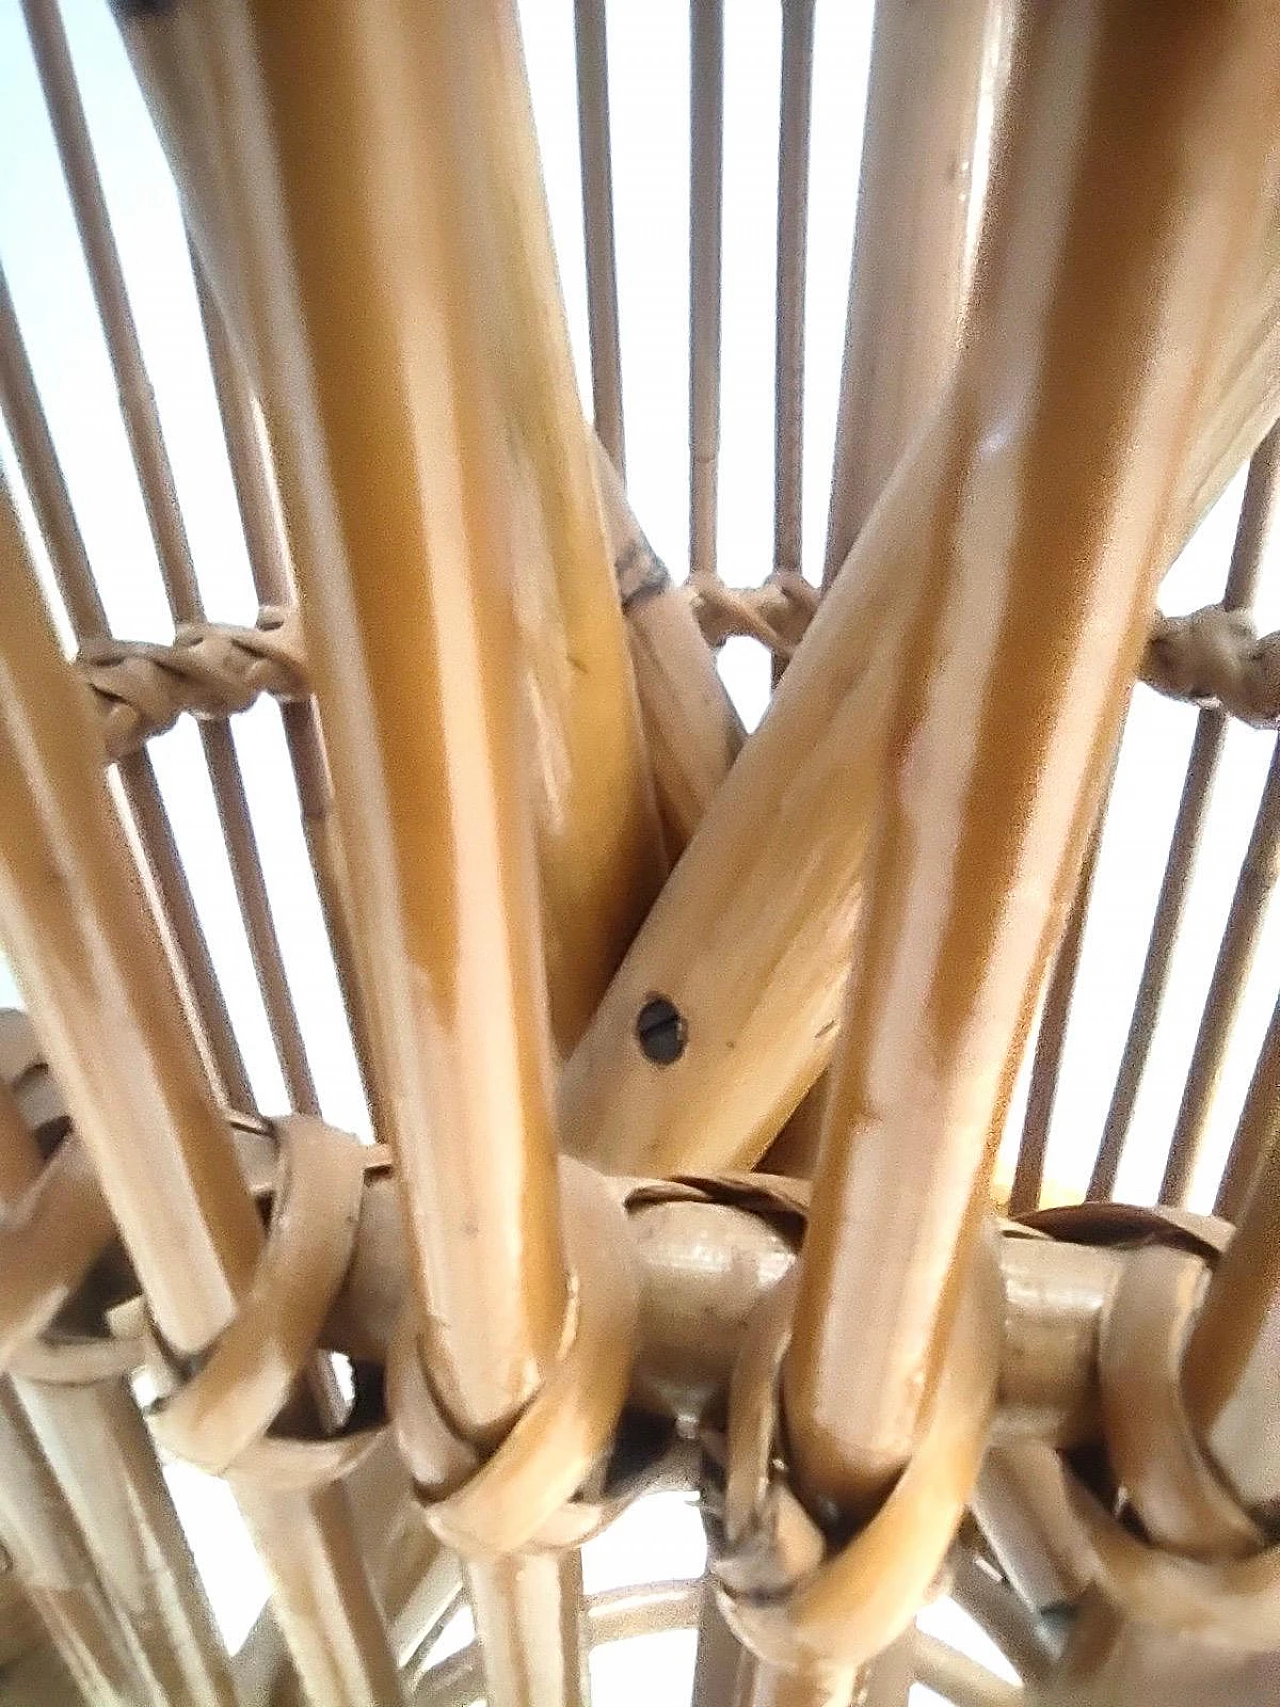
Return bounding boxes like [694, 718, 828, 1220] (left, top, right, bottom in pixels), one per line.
[574, 0, 625, 475]
[188, 252, 377, 1112]
[1214, 982, 1280, 1220]
[782, 0, 1279, 1520]
[0, 263, 253, 1114]
[773, 0, 814, 593]
[689, 0, 724, 585]
[0, 1383, 145, 1706]
[691, 1586, 745, 1707]
[22, 0, 319, 1115]
[1089, 422, 1280, 1200]
[0, 1071, 236, 1706]
[948, 1547, 1054, 1686]
[822, 0, 1002, 585]
[591, 437, 744, 853]
[0, 491, 404, 1703]
[1159, 735, 1280, 1206]
[201, 1, 592, 1698]
[1182, 1113, 1280, 1512]
[559, 21, 1280, 1191]
[1008, 776, 1111, 1215]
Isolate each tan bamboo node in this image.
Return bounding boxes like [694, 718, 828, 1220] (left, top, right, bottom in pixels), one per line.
[708, 1225, 1002, 1676]
[387, 1157, 639, 1560]
[1143, 603, 1280, 726]
[80, 603, 308, 761]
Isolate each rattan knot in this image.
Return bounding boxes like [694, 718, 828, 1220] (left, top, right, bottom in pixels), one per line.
[1142, 604, 1280, 725]
[386, 1157, 640, 1559]
[80, 605, 309, 761]
[686, 571, 820, 660]
[146, 1116, 383, 1487]
[709, 1225, 1002, 1676]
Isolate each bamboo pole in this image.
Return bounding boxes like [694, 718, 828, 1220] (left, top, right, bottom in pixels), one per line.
[0, 487, 403, 1702]
[0, 262, 253, 1115]
[689, 0, 724, 585]
[592, 437, 745, 855]
[1159, 734, 1280, 1206]
[822, 0, 1006, 583]
[560, 208, 1280, 1187]
[0, 1384, 144, 1707]
[22, 0, 320, 1115]
[780, 0, 1280, 1535]
[1214, 981, 1280, 1220]
[160, 0, 635, 1697]
[1089, 422, 1280, 1200]
[574, 0, 625, 474]
[1008, 778, 1110, 1215]
[0, 1071, 236, 1705]
[773, 0, 814, 591]
[188, 251, 377, 1112]
[1181, 1126, 1280, 1512]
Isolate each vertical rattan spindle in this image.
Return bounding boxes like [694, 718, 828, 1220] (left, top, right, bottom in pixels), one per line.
[22, 0, 319, 1116]
[689, 0, 724, 586]
[574, 0, 625, 475]
[1089, 422, 1280, 1200]
[0, 262, 253, 1115]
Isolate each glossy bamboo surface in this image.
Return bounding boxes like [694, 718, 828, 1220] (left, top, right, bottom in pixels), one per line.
[784, 0, 1280, 1516]
[773, 0, 814, 587]
[823, 0, 1004, 581]
[689, 0, 724, 583]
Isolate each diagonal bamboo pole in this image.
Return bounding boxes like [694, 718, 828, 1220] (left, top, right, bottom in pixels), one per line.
[0, 487, 404, 1703]
[782, 0, 1280, 1528]
[561, 207, 1280, 1185]
[822, 0, 1010, 584]
[21, 0, 320, 1116]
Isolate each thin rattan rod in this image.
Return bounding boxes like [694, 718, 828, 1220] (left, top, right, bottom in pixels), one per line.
[689, 0, 724, 583]
[773, 0, 814, 586]
[0, 262, 253, 1113]
[1159, 731, 1280, 1206]
[1008, 768, 1112, 1215]
[691, 1584, 744, 1707]
[1214, 979, 1280, 1221]
[1089, 422, 1280, 1200]
[574, 0, 625, 475]
[22, 0, 319, 1115]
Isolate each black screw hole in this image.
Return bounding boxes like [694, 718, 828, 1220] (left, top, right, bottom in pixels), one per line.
[635, 995, 687, 1066]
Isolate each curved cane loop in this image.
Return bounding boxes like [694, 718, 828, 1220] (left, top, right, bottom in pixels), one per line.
[1143, 605, 1280, 726]
[1022, 1199, 1232, 1261]
[1101, 1247, 1262, 1560]
[625, 1171, 812, 1241]
[0, 1136, 119, 1372]
[712, 1225, 1003, 1675]
[80, 605, 309, 760]
[389, 1157, 640, 1558]
[1043, 1220, 1280, 1647]
[149, 1114, 367, 1476]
